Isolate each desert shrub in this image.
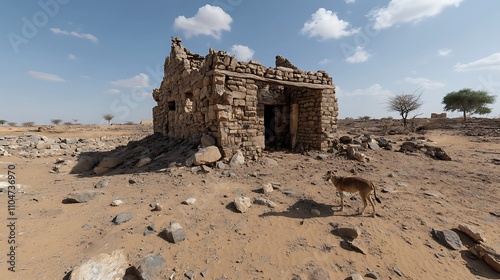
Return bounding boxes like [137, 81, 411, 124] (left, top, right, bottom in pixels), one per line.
[22, 122, 35, 127]
[7, 122, 16, 127]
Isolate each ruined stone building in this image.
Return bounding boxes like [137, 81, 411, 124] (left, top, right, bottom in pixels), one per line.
[152, 37, 338, 158]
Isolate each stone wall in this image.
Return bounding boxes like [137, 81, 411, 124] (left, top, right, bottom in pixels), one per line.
[152, 37, 338, 158]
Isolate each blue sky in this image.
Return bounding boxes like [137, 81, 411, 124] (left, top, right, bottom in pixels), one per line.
[1, 0, 500, 125]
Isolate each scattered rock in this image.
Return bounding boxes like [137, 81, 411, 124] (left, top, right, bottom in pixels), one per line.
[458, 223, 486, 243]
[393, 267, 403, 277]
[261, 157, 279, 166]
[151, 203, 163, 211]
[110, 199, 123, 206]
[399, 141, 418, 152]
[253, 197, 277, 208]
[311, 209, 321, 216]
[65, 190, 104, 203]
[432, 229, 462, 250]
[364, 272, 379, 279]
[94, 157, 124, 174]
[346, 146, 370, 162]
[262, 183, 274, 194]
[308, 266, 329, 280]
[185, 270, 195, 279]
[349, 273, 365, 280]
[192, 146, 222, 166]
[94, 178, 110, 189]
[234, 197, 252, 213]
[135, 157, 152, 168]
[201, 165, 213, 173]
[368, 141, 380, 150]
[164, 222, 186, 243]
[336, 226, 360, 239]
[215, 161, 226, 169]
[469, 244, 500, 273]
[128, 178, 138, 184]
[339, 135, 353, 144]
[132, 253, 167, 280]
[347, 239, 368, 255]
[425, 145, 452, 161]
[113, 213, 133, 225]
[316, 154, 328, 160]
[229, 150, 245, 166]
[69, 250, 127, 280]
[200, 268, 208, 277]
[183, 198, 196, 205]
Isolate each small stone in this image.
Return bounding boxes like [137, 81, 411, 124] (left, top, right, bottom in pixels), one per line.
[135, 157, 152, 167]
[184, 198, 196, 205]
[368, 141, 380, 150]
[151, 203, 163, 211]
[133, 253, 167, 280]
[200, 268, 208, 277]
[317, 154, 328, 160]
[113, 213, 133, 225]
[234, 197, 252, 213]
[201, 165, 212, 173]
[350, 273, 364, 280]
[129, 178, 138, 184]
[185, 270, 195, 279]
[215, 161, 226, 169]
[262, 183, 274, 194]
[110, 199, 123, 206]
[94, 178, 110, 189]
[311, 209, 321, 216]
[393, 267, 403, 277]
[364, 272, 379, 279]
[458, 223, 486, 243]
[432, 229, 462, 250]
[65, 190, 104, 203]
[229, 150, 245, 166]
[253, 197, 276, 208]
[339, 135, 353, 144]
[348, 239, 368, 255]
[164, 222, 186, 243]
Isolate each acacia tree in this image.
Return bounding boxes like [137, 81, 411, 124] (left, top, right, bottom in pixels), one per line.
[386, 90, 423, 128]
[7, 122, 16, 127]
[51, 119, 62, 125]
[442, 88, 496, 121]
[103, 114, 114, 125]
[0, 120, 6, 126]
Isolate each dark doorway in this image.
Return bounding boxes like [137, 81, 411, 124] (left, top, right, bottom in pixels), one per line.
[264, 105, 276, 147]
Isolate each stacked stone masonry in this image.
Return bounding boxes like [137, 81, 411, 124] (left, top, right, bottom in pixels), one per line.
[152, 37, 338, 158]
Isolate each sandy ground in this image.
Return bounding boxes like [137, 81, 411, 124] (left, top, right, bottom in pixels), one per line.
[0, 121, 499, 280]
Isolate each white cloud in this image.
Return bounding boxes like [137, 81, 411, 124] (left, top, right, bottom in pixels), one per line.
[111, 73, 150, 88]
[301, 8, 359, 40]
[336, 84, 392, 97]
[173, 5, 232, 39]
[346, 46, 371, 63]
[404, 77, 445, 89]
[319, 58, 329, 65]
[27, 71, 65, 82]
[105, 89, 121, 94]
[454, 53, 500, 72]
[67, 54, 77, 60]
[345, 0, 356, 3]
[50, 28, 98, 43]
[438, 48, 452, 56]
[369, 0, 463, 30]
[230, 44, 254, 61]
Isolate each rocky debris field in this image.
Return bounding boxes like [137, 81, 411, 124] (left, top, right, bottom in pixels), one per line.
[0, 119, 499, 280]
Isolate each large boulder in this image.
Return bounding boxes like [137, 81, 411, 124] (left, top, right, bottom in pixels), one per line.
[69, 250, 127, 280]
[192, 146, 221, 166]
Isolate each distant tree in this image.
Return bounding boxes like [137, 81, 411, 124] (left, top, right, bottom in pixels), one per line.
[51, 119, 62, 125]
[344, 117, 354, 120]
[63, 122, 73, 125]
[358, 116, 371, 121]
[73, 119, 78, 124]
[22, 122, 35, 127]
[0, 120, 6, 126]
[103, 114, 114, 125]
[442, 88, 496, 121]
[387, 90, 423, 128]
[7, 122, 16, 127]
[125, 121, 136, 125]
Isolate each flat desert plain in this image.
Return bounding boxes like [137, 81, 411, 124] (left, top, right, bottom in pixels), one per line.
[0, 119, 499, 280]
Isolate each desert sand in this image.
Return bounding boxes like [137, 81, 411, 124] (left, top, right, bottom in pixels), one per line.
[0, 119, 499, 280]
